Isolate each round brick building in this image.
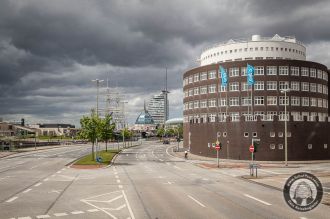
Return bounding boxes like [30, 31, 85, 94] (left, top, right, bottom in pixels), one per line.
[183, 34, 330, 161]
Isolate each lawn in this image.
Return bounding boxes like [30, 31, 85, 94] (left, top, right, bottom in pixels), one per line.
[74, 149, 120, 165]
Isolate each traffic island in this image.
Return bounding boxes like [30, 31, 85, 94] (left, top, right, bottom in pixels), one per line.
[71, 149, 120, 169]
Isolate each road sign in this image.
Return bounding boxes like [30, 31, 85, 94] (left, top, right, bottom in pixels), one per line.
[216, 140, 220, 145]
[249, 145, 254, 153]
[215, 145, 221, 150]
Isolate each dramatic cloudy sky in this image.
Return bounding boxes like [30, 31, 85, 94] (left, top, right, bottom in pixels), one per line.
[0, 0, 330, 126]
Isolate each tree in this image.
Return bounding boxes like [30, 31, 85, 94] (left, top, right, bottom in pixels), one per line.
[99, 114, 115, 152]
[156, 127, 165, 140]
[78, 111, 100, 160]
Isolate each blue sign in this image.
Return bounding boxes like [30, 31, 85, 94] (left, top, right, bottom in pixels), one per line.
[219, 66, 228, 87]
[247, 64, 255, 85]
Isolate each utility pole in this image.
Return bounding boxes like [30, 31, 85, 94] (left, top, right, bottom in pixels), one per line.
[92, 79, 104, 160]
[281, 88, 290, 166]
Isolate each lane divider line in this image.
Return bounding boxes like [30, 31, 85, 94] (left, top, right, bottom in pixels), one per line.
[244, 194, 272, 206]
[187, 195, 206, 208]
[22, 189, 32, 194]
[34, 182, 42, 187]
[6, 196, 18, 203]
[36, 215, 51, 218]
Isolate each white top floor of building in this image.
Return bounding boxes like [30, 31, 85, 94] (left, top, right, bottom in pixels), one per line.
[200, 34, 306, 66]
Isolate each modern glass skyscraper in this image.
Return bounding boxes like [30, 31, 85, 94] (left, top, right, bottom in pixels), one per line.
[147, 93, 169, 125]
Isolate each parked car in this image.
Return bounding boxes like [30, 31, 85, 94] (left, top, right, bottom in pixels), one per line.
[163, 139, 170, 144]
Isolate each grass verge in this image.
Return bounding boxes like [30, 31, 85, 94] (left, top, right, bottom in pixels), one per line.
[74, 149, 120, 165]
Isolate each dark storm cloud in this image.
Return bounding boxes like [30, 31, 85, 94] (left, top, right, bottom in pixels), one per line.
[0, 0, 329, 124]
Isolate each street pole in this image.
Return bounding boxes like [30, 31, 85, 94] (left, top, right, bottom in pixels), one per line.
[284, 90, 288, 166]
[92, 79, 104, 160]
[34, 133, 37, 150]
[217, 150, 219, 168]
[281, 88, 290, 167]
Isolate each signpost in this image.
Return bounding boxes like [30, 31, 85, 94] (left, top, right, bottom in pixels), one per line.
[215, 140, 220, 168]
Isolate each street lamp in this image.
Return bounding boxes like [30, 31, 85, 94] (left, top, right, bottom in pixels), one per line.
[280, 88, 290, 166]
[91, 79, 104, 117]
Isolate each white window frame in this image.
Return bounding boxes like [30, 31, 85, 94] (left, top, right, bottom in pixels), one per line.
[279, 66, 289, 75]
[254, 81, 264, 90]
[229, 67, 239, 77]
[290, 66, 299, 76]
[301, 82, 309, 92]
[267, 81, 277, 90]
[200, 86, 207, 94]
[291, 96, 300, 106]
[267, 96, 277, 105]
[266, 66, 277, 75]
[290, 81, 300, 91]
[229, 97, 239, 106]
[254, 96, 264, 105]
[208, 84, 216, 93]
[229, 82, 239, 91]
[255, 66, 264, 75]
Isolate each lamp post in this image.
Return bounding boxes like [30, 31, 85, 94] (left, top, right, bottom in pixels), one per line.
[280, 88, 290, 166]
[91, 79, 104, 117]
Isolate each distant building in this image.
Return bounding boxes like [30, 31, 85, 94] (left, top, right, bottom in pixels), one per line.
[165, 118, 183, 129]
[30, 124, 75, 136]
[132, 104, 156, 132]
[148, 93, 169, 125]
[0, 122, 35, 137]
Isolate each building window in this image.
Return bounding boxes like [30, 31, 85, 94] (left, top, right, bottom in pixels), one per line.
[193, 73, 199, 82]
[254, 96, 264, 105]
[323, 71, 328, 81]
[244, 132, 249, 137]
[200, 86, 207, 94]
[323, 85, 328, 95]
[291, 96, 300, 106]
[309, 68, 316, 78]
[194, 87, 199, 95]
[267, 96, 277, 105]
[266, 66, 277, 75]
[229, 97, 239, 106]
[279, 66, 289, 75]
[308, 144, 312, 150]
[279, 96, 289, 105]
[188, 76, 193, 84]
[229, 67, 239, 77]
[270, 144, 275, 150]
[241, 82, 249, 91]
[317, 84, 323, 93]
[278, 144, 284, 149]
[241, 97, 252, 106]
[209, 114, 216, 122]
[301, 82, 309, 91]
[255, 66, 264, 75]
[200, 100, 207, 108]
[324, 144, 328, 149]
[184, 91, 188, 98]
[229, 82, 239, 91]
[188, 89, 193, 96]
[310, 83, 317, 92]
[219, 98, 227, 106]
[200, 72, 207, 80]
[318, 98, 323, 107]
[267, 81, 277, 90]
[254, 81, 264, 90]
[302, 97, 309, 106]
[279, 81, 289, 90]
[208, 84, 216, 93]
[291, 81, 300, 91]
[317, 70, 323, 79]
[252, 132, 257, 137]
[208, 99, 217, 107]
[194, 101, 199, 109]
[254, 111, 264, 116]
[310, 98, 317, 107]
[270, 132, 275, 137]
[209, 71, 217, 79]
[290, 67, 299, 76]
[189, 102, 194, 109]
[241, 67, 247, 76]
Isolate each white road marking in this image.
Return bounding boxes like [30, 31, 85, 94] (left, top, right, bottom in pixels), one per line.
[299, 217, 308, 219]
[118, 185, 123, 189]
[202, 178, 209, 181]
[87, 209, 99, 212]
[187, 195, 206, 207]
[22, 188, 32, 194]
[116, 179, 121, 183]
[173, 166, 182, 170]
[126, 154, 128, 156]
[43, 178, 49, 181]
[29, 165, 39, 169]
[166, 162, 170, 165]
[159, 159, 164, 162]
[54, 213, 68, 217]
[71, 211, 84, 215]
[244, 194, 272, 206]
[36, 215, 51, 218]
[6, 196, 18, 203]
[122, 190, 136, 219]
[57, 171, 61, 174]
[34, 182, 42, 187]
[323, 186, 330, 190]
[18, 217, 32, 219]
[115, 175, 119, 179]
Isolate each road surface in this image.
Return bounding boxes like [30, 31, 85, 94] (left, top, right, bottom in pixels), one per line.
[0, 141, 328, 219]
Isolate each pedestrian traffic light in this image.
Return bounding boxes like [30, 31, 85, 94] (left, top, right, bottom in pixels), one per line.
[253, 140, 260, 153]
[219, 142, 222, 150]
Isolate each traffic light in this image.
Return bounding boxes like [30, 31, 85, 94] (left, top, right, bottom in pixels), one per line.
[253, 140, 260, 153]
[219, 142, 222, 150]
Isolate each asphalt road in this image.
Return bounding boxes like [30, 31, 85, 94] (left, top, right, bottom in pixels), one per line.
[0, 141, 329, 219]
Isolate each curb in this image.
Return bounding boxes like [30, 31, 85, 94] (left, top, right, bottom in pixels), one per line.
[239, 176, 283, 192]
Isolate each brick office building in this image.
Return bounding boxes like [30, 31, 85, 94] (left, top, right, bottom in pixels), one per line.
[183, 34, 330, 161]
